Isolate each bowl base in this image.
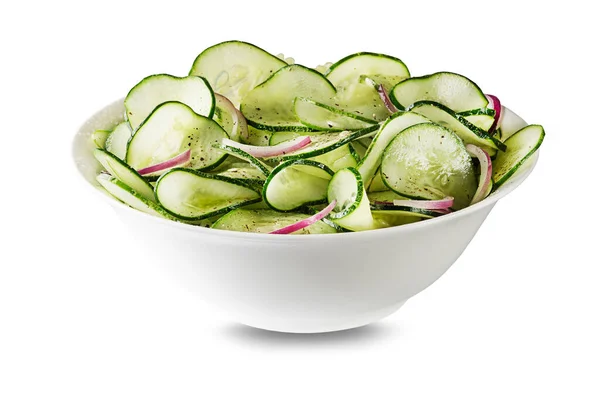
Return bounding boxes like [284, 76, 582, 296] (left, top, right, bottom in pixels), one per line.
[232, 300, 407, 334]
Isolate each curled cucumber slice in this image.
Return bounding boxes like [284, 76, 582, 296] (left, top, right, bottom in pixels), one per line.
[492, 124, 545, 189]
[155, 168, 261, 221]
[327, 167, 374, 231]
[126, 102, 228, 175]
[263, 159, 334, 211]
[96, 174, 172, 220]
[94, 148, 155, 201]
[125, 74, 215, 130]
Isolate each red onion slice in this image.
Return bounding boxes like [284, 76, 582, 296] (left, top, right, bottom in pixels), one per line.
[486, 94, 502, 133]
[391, 197, 454, 210]
[222, 136, 311, 158]
[466, 144, 492, 204]
[137, 149, 191, 176]
[377, 84, 399, 113]
[269, 200, 337, 234]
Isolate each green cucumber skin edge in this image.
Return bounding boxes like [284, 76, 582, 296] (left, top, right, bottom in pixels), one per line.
[125, 74, 216, 120]
[155, 168, 262, 221]
[408, 100, 507, 152]
[328, 167, 365, 220]
[262, 159, 334, 212]
[389, 71, 487, 111]
[325, 52, 410, 79]
[493, 125, 545, 190]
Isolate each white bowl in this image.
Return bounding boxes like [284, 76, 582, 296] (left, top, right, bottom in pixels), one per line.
[72, 99, 539, 333]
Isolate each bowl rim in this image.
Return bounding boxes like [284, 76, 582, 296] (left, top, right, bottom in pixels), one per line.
[72, 98, 540, 242]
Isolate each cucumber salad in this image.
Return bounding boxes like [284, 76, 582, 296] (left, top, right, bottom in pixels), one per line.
[92, 40, 545, 234]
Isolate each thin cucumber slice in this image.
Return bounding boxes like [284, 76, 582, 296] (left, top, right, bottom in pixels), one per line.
[189, 40, 287, 108]
[326, 52, 410, 88]
[124, 74, 215, 130]
[269, 131, 302, 146]
[372, 211, 422, 228]
[244, 126, 272, 146]
[367, 190, 409, 202]
[408, 101, 505, 152]
[211, 143, 272, 177]
[269, 133, 358, 172]
[357, 111, 430, 186]
[459, 107, 496, 131]
[213, 94, 247, 142]
[492, 124, 544, 189]
[155, 168, 261, 221]
[367, 168, 387, 192]
[94, 148, 155, 201]
[212, 209, 337, 234]
[370, 204, 442, 219]
[105, 121, 132, 160]
[381, 123, 477, 209]
[92, 129, 111, 149]
[294, 97, 376, 131]
[263, 124, 378, 162]
[263, 159, 334, 211]
[351, 140, 368, 160]
[326, 52, 410, 121]
[390, 72, 488, 112]
[311, 144, 358, 172]
[126, 102, 228, 175]
[464, 113, 495, 132]
[96, 174, 172, 219]
[217, 164, 266, 186]
[497, 106, 527, 142]
[240, 64, 337, 131]
[327, 167, 374, 231]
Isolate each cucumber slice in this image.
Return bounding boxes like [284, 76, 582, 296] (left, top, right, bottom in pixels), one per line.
[327, 167, 374, 231]
[463, 112, 495, 132]
[492, 124, 544, 189]
[124, 74, 215, 130]
[155, 168, 261, 221]
[189, 40, 287, 108]
[94, 148, 155, 201]
[263, 159, 334, 211]
[240, 64, 337, 131]
[390, 72, 488, 112]
[217, 164, 267, 186]
[312, 144, 358, 172]
[293, 97, 376, 131]
[244, 126, 272, 146]
[97, 174, 172, 220]
[269, 131, 301, 146]
[263, 125, 378, 162]
[351, 140, 367, 160]
[367, 168, 387, 192]
[367, 190, 409, 202]
[370, 204, 442, 219]
[92, 129, 111, 149]
[357, 111, 430, 186]
[211, 143, 272, 177]
[213, 94, 247, 142]
[326, 52, 410, 121]
[372, 211, 422, 228]
[105, 121, 132, 160]
[326, 52, 410, 88]
[126, 102, 228, 175]
[381, 123, 477, 209]
[497, 106, 527, 142]
[270, 133, 357, 172]
[408, 101, 506, 152]
[212, 209, 337, 234]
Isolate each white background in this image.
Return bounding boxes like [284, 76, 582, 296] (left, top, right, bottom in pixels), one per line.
[1, 1, 599, 399]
